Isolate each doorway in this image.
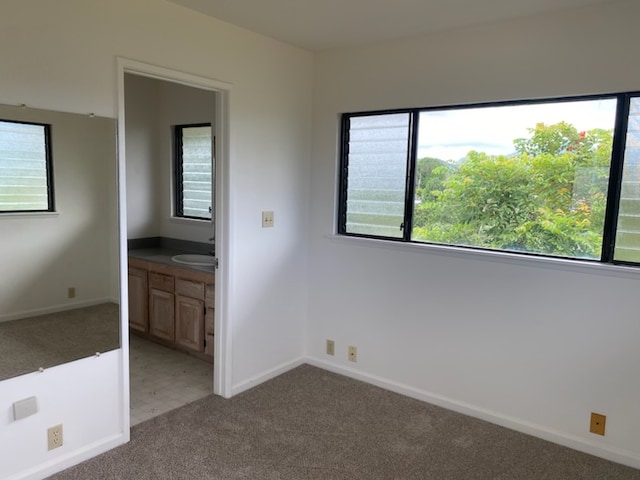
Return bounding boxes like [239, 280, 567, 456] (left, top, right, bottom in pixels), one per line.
[117, 59, 230, 427]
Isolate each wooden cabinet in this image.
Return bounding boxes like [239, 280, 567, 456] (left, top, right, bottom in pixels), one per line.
[128, 256, 214, 361]
[149, 288, 175, 342]
[148, 271, 175, 341]
[176, 295, 204, 352]
[175, 277, 204, 299]
[174, 276, 206, 353]
[128, 266, 148, 333]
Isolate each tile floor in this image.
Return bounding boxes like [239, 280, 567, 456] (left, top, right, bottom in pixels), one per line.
[129, 334, 213, 425]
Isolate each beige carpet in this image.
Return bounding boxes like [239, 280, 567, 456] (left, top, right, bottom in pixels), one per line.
[0, 303, 119, 380]
[51, 364, 640, 479]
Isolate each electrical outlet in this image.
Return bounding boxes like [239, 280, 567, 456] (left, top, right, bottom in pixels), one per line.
[348, 345, 357, 362]
[261, 211, 274, 228]
[67, 287, 75, 299]
[590, 412, 606, 436]
[326, 339, 335, 356]
[48, 424, 63, 450]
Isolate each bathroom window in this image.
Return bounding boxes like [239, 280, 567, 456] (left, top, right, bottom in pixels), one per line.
[0, 119, 54, 213]
[174, 123, 212, 220]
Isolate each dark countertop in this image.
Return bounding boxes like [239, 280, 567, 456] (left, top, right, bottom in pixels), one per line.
[128, 247, 215, 273]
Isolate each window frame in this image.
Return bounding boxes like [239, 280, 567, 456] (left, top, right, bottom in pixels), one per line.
[173, 122, 212, 221]
[337, 92, 640, 267]
[0, 118, 54, 214]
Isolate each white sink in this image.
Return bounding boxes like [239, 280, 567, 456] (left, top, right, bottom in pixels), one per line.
[171, 254, 216, 267]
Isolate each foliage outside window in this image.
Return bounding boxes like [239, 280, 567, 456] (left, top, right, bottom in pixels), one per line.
[175, 123, 212, 220]
[0, 119, 53, 213]
[338, 94, 640, 265]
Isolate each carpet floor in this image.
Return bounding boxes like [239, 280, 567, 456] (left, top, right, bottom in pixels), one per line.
[50, 364, 640, 479]
[0, 303, 119, 381]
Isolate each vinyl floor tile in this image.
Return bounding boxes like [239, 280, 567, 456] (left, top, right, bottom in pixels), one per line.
[129, 335, 213, 425]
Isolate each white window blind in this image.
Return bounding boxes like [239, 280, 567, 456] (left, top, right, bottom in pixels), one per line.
[614, 97, 640, 262]
[178, 125, 212, 220]
[344, 113, 409, 238]
[0, 120, 51, 212]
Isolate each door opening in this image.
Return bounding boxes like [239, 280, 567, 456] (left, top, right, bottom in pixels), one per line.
[117, 59, 230, 429]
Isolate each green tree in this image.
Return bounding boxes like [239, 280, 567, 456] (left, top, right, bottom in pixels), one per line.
[514, 121, 579, 156]
[414, 157, 455, 203]
[412, 122, 613, 258]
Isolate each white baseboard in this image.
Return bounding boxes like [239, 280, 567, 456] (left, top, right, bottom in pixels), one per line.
[7, 432, 128, 480]
[305, 357, 640, 471]
[231, 357, 306, 397]
[0, 298, 115, 323]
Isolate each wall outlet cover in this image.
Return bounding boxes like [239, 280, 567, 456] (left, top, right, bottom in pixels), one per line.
[590, 412, 606, 436]
[326, 339, 335, 356]
[48, 424, 63, 450]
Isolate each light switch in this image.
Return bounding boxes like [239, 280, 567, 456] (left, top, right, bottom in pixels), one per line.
[13, 396, 38, 420]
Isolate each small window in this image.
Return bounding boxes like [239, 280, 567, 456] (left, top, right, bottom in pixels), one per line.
[174, 123, 212, 220]
[0, 119, 53, 213]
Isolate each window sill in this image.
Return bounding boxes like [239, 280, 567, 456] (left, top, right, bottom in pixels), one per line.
[169, 216, 212, 226]
[326, 234, 640, 280]
[0, 211, 60, 219]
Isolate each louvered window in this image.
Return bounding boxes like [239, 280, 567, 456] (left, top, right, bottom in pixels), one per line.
[174, 124, 212, 220]
[614, 97, 640, 262]
[338, 92, 640, 267]
[0, 119, 53, 213]
[340, 113, 409, 238]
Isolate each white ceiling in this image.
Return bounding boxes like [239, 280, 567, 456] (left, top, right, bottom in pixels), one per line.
[167, 0, 617, 51]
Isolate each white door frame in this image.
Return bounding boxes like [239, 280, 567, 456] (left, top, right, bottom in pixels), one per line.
[116, 58, 232, 412]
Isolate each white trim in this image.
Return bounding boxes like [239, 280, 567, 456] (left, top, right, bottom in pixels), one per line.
[0, 298, 115, 323]
[0, 211, 60, 219]
[115, 56, 132, 440]
[305, 357, 640, 471]
[231, 357, 306, 397]
[168, 216, 212, 226]
[213, 85, 232, 398]
[6, 432, 127, 480]
[116, 58, 232, 94]
[116, 57, 233, 401]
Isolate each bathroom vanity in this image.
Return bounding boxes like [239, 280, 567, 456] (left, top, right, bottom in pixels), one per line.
[128, 254, 214, 361]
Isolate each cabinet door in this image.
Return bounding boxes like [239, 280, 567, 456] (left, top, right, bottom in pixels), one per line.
[175, 295, 204, 353]
[149, 288, 175, 342]
[128, 266, 148, 333]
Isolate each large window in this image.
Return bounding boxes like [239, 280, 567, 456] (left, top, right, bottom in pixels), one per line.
[0, 119, 53, 213]
[174, 123, 213, 220]
[338, 93, 640, 265]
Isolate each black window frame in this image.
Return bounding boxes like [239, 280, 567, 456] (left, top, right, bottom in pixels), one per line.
[0, 118, 54, 214]
[174, 122, 212, 221]
[337, 92, 640, 267]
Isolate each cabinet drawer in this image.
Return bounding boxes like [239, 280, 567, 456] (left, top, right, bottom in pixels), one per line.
[176, 277, 205, 299]
[149, 271, 174, 292]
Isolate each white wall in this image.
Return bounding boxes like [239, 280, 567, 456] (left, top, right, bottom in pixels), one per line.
[0, 0, 312, 478]
[0, 106, 117, 320]
[0, 352, 124, 480]
[125, 74, 215, 243]
[124, 74, 162, 239]
[307, 0, 640, 469]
